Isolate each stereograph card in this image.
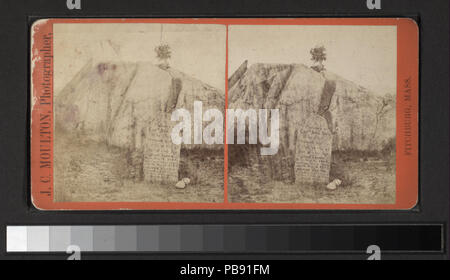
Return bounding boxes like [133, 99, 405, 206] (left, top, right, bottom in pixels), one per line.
[30, 18, 419, 210]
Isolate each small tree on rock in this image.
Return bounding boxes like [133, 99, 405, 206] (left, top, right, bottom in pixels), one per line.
[155, 44, 171, 69]
[310, 45, 327, 72]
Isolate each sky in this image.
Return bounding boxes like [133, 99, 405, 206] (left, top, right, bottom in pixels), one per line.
[228, 25, 397, 94]
[53, 23, 226, 93]
[53, 23, 397, 95]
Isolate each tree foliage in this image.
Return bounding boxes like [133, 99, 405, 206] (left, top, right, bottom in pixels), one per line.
[310, 46, 327, 72]
[155, 44, 172, 66]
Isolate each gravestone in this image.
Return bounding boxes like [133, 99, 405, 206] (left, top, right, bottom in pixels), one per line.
[295, 114, 332, 185]
[143, 114, 181, 184]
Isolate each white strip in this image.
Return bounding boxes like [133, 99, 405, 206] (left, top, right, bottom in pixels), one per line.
[6, 226, 27, 252]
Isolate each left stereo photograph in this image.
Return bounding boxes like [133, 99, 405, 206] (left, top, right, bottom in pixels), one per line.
[31, 19, 227, 210]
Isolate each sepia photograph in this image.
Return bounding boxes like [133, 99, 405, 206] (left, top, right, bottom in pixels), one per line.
[227, 25, 397, 204]
[52, 23, 226, 203]
[30, 18, 418, 210]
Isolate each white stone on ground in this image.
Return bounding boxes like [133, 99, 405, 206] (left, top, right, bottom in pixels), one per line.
[175, 180, 186, 189]
[326, 179, 342, 190]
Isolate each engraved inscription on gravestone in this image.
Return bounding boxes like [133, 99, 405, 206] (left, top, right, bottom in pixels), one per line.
[295, 115, 332, 185]
[143, 114, 181, 183]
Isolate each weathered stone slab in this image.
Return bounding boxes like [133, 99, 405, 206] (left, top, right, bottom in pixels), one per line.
[143, 114, 180, 183]
[295, 115, 332, 185]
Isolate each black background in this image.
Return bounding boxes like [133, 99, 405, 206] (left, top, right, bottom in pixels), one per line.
[0, 0, 448, 260]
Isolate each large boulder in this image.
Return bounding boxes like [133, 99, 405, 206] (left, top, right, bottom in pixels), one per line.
[55, 61, 224, 182]
[228, 62, 395, 181]
[56, 61, 224, 151]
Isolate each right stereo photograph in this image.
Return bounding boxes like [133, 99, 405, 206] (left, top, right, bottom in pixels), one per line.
[226, 19, 418, 209]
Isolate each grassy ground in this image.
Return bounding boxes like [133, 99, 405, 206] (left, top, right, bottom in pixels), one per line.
[55, 130, 395, 205]
[54, 132, 224, 203]
[228, 152, 396, 204]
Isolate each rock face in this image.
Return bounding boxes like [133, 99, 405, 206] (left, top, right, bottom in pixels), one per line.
[228, 63, 395, 182]
[56, 61, 224, 182]
[322, 71, 396, 151]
